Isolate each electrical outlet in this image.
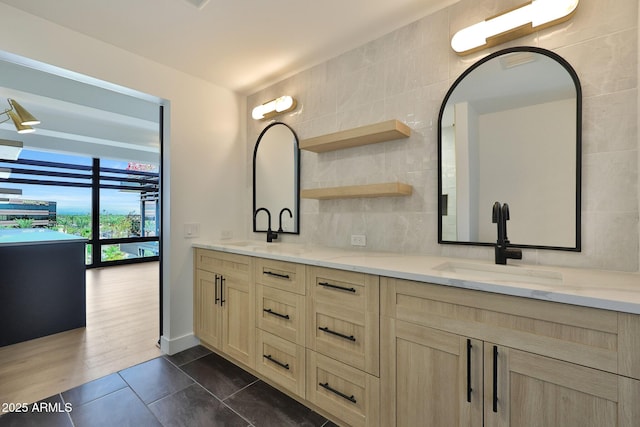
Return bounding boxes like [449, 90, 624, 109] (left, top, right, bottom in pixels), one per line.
[220, 230, 233, 240]
[351, 234, 366, 247]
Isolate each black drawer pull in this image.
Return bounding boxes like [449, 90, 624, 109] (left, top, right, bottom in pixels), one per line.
[220, 276, 226, 306]
[318, 281, 356, 293]
[263, 354, 289, 370]
[319, 382, 356, 404]
[493, 345, 499, 413]
[263, 308, 290, 320]
[264, 271, 290, 280]
[318, 326, 356, 342]
[466, 339, 472, 403]
[214, 275, 220, 304]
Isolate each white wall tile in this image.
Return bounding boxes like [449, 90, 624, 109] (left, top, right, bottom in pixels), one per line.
[247, 0, 640, 272]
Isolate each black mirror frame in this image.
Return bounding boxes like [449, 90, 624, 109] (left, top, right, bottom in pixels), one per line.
[437, 46, 582, 251]
[252, 121, 301, 234]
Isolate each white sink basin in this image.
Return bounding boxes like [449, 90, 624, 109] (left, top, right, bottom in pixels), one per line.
[434, 261, 563, 286]
[221, 240, 308, 255]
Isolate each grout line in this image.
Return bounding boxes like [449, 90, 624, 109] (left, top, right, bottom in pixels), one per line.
[220, 378, 261, 402]
[59, 393, 76, 427]
[159, 356, 255, 426]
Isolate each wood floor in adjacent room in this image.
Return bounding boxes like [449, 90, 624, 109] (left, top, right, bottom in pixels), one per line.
[0, 262, 161, 405]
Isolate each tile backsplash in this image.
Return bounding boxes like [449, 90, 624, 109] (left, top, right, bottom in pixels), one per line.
[247, 0, 639, 272]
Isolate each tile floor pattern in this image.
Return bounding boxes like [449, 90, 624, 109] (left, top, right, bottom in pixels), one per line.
[0, 346, 339, 427]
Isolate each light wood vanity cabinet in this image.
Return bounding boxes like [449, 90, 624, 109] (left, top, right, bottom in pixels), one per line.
[254, 258, 307, 398]
[381, 277, 640, 427]
[194, 249, 255, 369]
[194, 248, 640, 427]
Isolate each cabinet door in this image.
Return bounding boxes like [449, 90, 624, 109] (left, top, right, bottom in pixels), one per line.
[484, 344, 620, 427]
[194, 269, 222, 349]
[381, 318, 482, 427]
[221, 272, 255, 369]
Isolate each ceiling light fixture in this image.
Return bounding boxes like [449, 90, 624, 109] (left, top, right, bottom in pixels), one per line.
[252, 96, 297, 120]
[451, 0, 579, 55]
[0, 99, 40, 134]
[0, 139, 23, 160]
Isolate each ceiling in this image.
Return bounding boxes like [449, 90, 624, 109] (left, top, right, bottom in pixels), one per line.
[0, 0, 454, 162]
[0, 0, 455, 94]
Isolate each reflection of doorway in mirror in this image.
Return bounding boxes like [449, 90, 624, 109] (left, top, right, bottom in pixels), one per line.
[441, 122, 457, 241]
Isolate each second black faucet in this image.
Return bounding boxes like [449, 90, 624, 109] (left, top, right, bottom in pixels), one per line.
[492, 201, 522, 265]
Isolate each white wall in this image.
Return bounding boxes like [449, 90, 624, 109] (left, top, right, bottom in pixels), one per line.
[477, 99, 576, 246]
[0, 3, 247, 354]
[247, 0, 639, 272]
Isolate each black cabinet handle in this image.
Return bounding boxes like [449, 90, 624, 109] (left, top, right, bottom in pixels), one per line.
[263, 354, 289, 370]
[263, 271, 290, 280]
[493, 345, 498, 413]
[220, 276, 226, 306]
[319, 382, 356, 404]
[467, 339, 473, 403]
[214, 274, 220, 305]
[318, 326, 356, 342]
[263, 308, 290, 320]
[318, 281, 356, 293]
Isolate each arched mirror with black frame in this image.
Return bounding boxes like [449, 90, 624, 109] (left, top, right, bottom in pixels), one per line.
[438, 46, 581, 251]
[253, 122, 300, 235]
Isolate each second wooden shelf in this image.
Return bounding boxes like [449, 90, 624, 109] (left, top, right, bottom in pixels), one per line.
[299, 120, 411, 153]
[300, 182, 413, 200]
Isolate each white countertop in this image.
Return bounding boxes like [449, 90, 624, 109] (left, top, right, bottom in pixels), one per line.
[0, 228, 87, 246]
[193, 240, 640, 315]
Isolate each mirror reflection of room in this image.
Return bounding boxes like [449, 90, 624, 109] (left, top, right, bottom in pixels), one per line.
[439, 47, 581, 250]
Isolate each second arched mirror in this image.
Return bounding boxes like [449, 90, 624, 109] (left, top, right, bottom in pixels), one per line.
[438, 46, 581, 251]
[253, 122, 300, 234]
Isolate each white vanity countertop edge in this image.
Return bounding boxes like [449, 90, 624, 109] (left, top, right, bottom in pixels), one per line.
[193, 240, 640, 315]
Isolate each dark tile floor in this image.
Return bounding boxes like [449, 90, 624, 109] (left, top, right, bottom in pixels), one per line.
[0, 346, 339, 427]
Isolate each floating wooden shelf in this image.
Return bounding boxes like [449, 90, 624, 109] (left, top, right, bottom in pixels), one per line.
[300, 182, 413, 200]
[299, 119, 411, 153]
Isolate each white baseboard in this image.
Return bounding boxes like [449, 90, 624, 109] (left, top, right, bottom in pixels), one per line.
[160, 333, 200, 355]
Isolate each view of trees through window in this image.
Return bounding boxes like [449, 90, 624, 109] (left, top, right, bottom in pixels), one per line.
[0, 149, 159, 266]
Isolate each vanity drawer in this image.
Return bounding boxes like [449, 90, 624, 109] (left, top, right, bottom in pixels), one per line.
[307, 266, 379, 375]
[256, 258, 306, 294]
[308, 298, 379, 376]
[256, 329, 305, 398]
[195, 249, 251, 281]
[306, 350, 379, 427]
[307, 266, 378, 312]
[382, 276, 620, 374]
[256, 284, 305, 345]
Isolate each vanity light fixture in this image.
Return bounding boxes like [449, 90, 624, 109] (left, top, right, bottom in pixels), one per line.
[0, 139, 23, 160]
[252, 96, 297, 120]
[451, 0, 579, 55]
[0, 99, 40, 134]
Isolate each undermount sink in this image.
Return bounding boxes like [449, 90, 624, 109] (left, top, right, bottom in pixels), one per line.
[434, 261, 563, 286]
[221, 240, 308, 255]
[223, 240, 270, 249]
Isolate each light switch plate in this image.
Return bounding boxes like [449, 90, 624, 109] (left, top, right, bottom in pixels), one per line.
[184, 223, 200, 238]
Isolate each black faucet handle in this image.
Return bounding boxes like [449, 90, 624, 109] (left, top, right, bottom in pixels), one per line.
[502, 203, 510, 221]
[492, 202, 501, 223]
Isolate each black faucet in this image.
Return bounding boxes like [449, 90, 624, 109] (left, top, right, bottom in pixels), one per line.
[254, 208, 278, 242]
[492, 201, 522, 265]
[278, 208, 292, 232]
